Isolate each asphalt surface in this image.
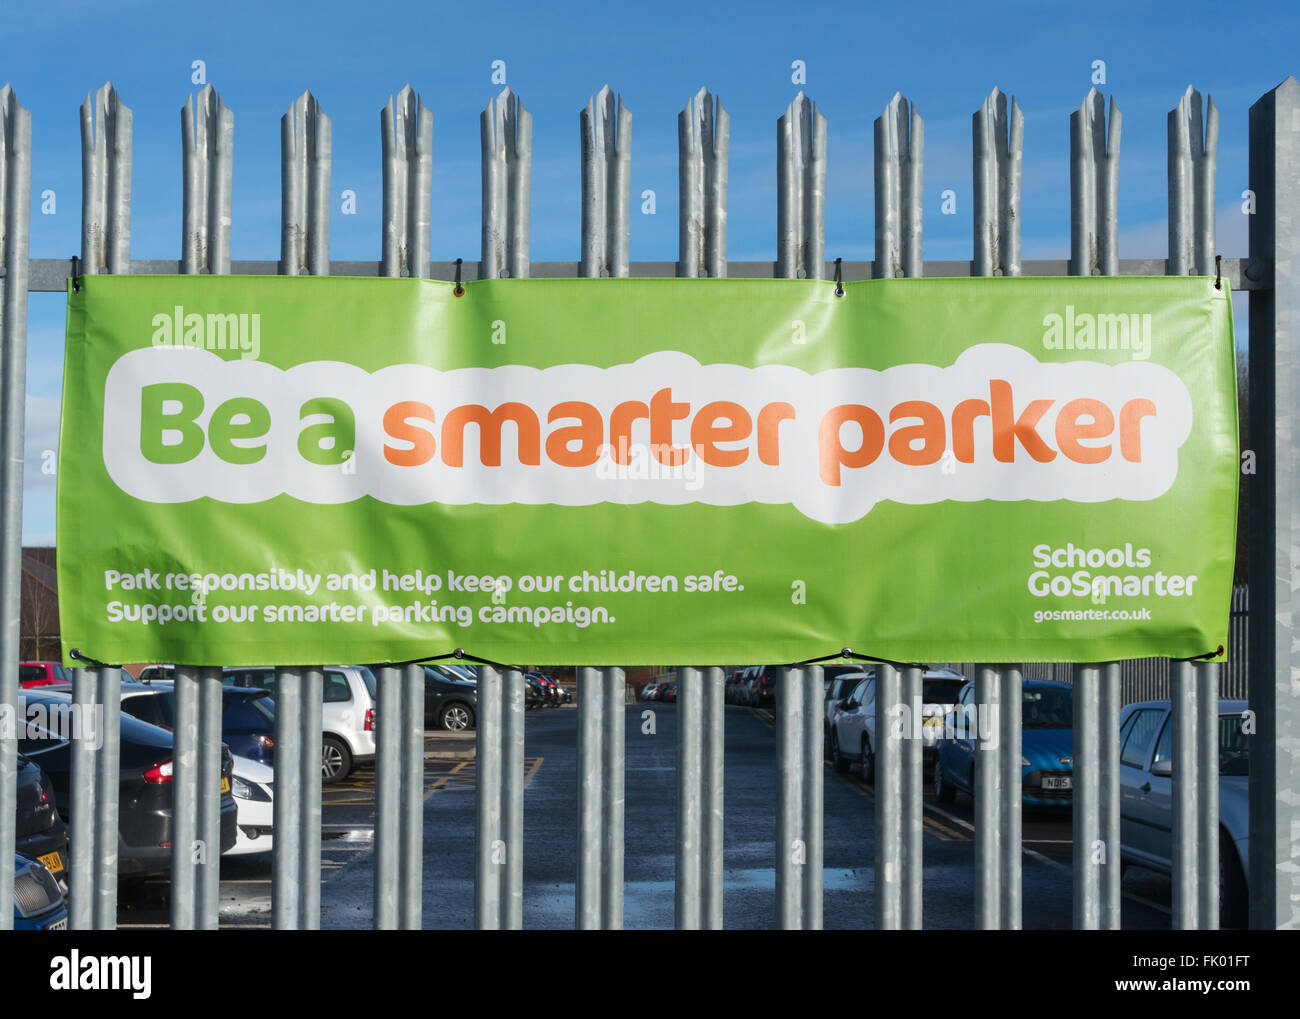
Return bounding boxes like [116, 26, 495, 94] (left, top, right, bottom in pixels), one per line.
[117, 701, 1178, 929]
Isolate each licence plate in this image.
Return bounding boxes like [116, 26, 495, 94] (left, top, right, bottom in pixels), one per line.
[38, 851, 64, 875]
[1042, 775, 1072, 790]
[221, 777, 231, 794]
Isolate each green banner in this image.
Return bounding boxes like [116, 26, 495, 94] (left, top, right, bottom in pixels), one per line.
[58, 274, 1237, 667]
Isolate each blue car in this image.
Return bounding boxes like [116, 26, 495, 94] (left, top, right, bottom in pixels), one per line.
[933, 679, 1074, 807]
[12, 854, 69, 930]
[116, 682, 277, 765]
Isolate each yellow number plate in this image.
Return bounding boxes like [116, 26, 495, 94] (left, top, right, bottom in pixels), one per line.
[38, 851, 64, 874]
[221, 777, 231, 794]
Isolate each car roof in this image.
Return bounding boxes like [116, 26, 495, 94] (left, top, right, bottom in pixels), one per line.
[1121, 698, 1249, 714]
[19, 688, 174, 747]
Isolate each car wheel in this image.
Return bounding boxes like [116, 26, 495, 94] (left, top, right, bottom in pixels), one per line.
[1219, 828, 1249, 929]
[933, 754, 957, 803]
[321, 736, 352, 784]
[440, 702, 475, 732]
[832, 731, 849, 773]
[861, 736, 875, 785]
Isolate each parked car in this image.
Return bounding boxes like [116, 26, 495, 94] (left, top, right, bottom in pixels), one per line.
[661, 682, 678, 702]
[136, 664, 175, 682]
[19, 662, 71, 689]
[422, 664, 479, 731]
[14, 753, 68, 883]
[112, 681, 277, 766]
[1116, 698, 1251, 927]
[933, 679, 1074, 806]
[12, 854, 68, 930]
[640, 682, 660, 701]
[224, 665, 376, 783]
[833, 668, 967, 781]
[227, 753, 275, 856]
[824, 671, 869, 742]
[18, 688, 237, 875]
[524, 673, 545, 709]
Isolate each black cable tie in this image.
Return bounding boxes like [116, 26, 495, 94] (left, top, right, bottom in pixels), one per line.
[453, 257, 465, 297]
[70, 255, 80, 293]
[1214, 254, 1222, 290]
[782, 647, 927, 671]
[834, 256, 845, 298]
[69, 647, 118, 669]
[372, 647, 521, 672]
[1173, 646, 1224, 663]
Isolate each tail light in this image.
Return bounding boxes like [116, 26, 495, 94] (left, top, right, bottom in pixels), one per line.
[365, 708, 375, 731]
[253, 733, 275, 749]
[143, 759, 174, 784]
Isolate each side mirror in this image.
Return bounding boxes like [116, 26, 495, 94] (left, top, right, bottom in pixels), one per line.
[1151, 759, 1172, 778]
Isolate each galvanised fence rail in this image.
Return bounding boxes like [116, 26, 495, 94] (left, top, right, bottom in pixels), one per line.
[0, 75, 1297, 931]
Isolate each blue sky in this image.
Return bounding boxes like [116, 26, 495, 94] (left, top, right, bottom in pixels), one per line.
[4, 0, 1292, 541]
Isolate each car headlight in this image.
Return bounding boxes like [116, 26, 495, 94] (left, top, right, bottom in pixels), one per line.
[232, 776, 252, 799]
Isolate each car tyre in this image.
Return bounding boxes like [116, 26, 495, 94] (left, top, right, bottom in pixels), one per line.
[440, 701, 475, 732]
[861, 736, 875, 785]
[322, 735, 352, 784]
[1219, 828, 1249, 929]
[831, 731, 850, 773]
[933, 755, 957, 802]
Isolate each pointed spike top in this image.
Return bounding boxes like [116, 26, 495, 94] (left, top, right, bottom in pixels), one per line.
[496, 85, 515, 104]
[691, 85, 710, 106]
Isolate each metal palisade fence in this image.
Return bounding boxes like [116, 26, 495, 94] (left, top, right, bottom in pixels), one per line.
[0, 76, 1296, 932]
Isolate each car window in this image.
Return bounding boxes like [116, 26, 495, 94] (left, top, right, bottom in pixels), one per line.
[1219, 714, 1250, 777]
[324, 671, 352, 703]
[923, 678, 964, 704]
[120, 693, 163, 728]
[55, 665, 71, 682]
[19, 664, 46, 683]
[1121, 708, 1165, 768]
[849, 679, 867, 705]
[1118, 710, 1138, 748]
[863, 679, 876, 706]
[960, 684, 974, 707]
[1152, 718, 1172, 766]
[227, 668, 275, 693]
[355, 665, 378, 699]
[1023, 686, 1072, 728]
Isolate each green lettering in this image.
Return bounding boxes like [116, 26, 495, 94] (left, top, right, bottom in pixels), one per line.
[140, 383, 205, 464]
[298, 397, 355, 466]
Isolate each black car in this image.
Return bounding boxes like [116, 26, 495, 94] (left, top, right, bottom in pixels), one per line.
[18, 689, 237, 876]
[14, 753, 68, 883]
[421, 665, 478, 731]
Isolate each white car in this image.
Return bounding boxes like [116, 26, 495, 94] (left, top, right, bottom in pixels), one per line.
[831, 668, 966, 781]
[227, 754, 274, 856]
[224, 665, 377, 783]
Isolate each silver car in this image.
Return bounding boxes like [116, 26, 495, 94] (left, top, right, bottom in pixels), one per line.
[1117, 698, 1251, 926]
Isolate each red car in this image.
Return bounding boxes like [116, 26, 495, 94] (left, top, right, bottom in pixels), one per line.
[20, 662, 72, 688]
